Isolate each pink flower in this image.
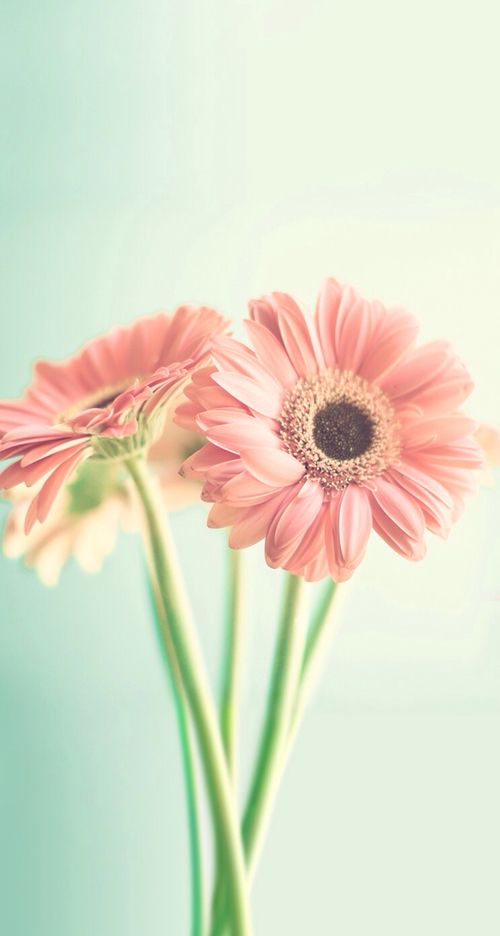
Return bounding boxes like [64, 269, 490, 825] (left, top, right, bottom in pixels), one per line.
[3, 473, 132, 586]
[2, 418, 201, 585]
[178, 279, 484, 582]
[0, 306, 227, 532]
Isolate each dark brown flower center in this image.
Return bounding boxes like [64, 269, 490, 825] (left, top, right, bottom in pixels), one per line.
[312, 400, 375, 461]
[279, 369, 400, 490]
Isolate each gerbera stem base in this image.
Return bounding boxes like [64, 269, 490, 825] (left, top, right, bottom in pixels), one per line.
[242, 573, 307, 879]
[210, 575, 342, 936]
[125, 455, 253, 936]
[146, 572, 204, 936]
[209, 573, 307, 936]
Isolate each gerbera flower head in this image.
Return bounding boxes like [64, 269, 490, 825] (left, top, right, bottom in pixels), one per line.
[0, 305, 227, 532]
[2, 418, 202, 585]
[177, 279, 484, 582]
[2, 461, 132, 585]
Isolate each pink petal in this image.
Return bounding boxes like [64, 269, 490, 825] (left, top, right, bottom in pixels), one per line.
[337, 484, 372, 567]
[266, 480, 324, 560]
[244, 319, 298, 388]
[212, 373, 282, 419]
[250, 292, 324, 374]
[1, 441, 88, 490]
[370, 476, 425, 538]
[175, 400, 201, 431]
[359, 309, 418, 382]
[19, 437, 84, 468]
[160, 305, 228, 364]
[286, 501, 329, 572]
[387, 465, 453, 537]
[206, 420, 280, 455]
[0, 401, 51, 434]
[212, 341, 283, 396]
[416, 440, 484, 470]
[411, 377, 474, 413]
[33, 359, 82, 398]
[379, 341, 453, 399]
[196, 407, 249, 430]
[334, 287, 374, 372]
[240, 447, 305, 487]
[248, 297, 282, 339]
[299, 551, 330, 582]
[389, 461, 454, 511]
[25, 449, 90, 533]
[220, 470, 279, 506]
[324, 495, 352, 581]
[276, 305, 319, 378]
[401, 415, 477, 450]
[228, 491, 287, 549]
[181, 442, 237, 477]
[408, 457, 478, 500]
[1, 423, 81, 449]
[204, 459, 242, 485]
[370, 501, 426, 561]
[315, 278, 342, 367]
[207, 502, 242, 528]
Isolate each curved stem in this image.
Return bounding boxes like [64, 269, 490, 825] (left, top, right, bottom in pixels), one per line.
[212, 576, 341, 936]
[209, 548, 245, 932]
[126, 456, 252, 936]
[147, 573, 204, 936]
[220, 547, 245, 784]
[242, 572, 306, 879]
[210, 574, 306, 936]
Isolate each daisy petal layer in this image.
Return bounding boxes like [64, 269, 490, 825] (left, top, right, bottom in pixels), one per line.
[179, 278, 481, 581]
[0, 306, 228, 529]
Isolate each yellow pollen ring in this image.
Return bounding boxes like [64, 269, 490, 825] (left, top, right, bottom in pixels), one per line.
[279, 368, 400, 491]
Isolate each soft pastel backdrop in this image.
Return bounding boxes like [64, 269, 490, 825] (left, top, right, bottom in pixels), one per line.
[1, 2, 499, 934]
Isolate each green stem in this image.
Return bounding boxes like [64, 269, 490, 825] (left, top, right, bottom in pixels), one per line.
[210, 574, 305, 936]
[242, 573, 306, 878]
[219, 548, 244, 783]
[126, 456, 252, 936]
[210, 548, 245, 933]
[212, 576, 341, 936]
[147, 573, 204, 936]
[289, 579, 339, 744]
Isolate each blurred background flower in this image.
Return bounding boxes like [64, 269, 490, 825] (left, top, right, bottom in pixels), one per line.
[2, 414, 201, 585]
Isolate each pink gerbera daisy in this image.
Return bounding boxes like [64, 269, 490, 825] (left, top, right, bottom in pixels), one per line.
[0, 306, 227, 532]
[177, 279, 484, 581]
[2, 418, 201, 585]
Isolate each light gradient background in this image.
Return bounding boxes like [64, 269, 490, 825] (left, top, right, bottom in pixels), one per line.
[1, 2, 500, 934]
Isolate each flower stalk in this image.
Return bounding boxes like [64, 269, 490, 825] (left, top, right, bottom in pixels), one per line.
[126, 455, 253, 936]
[147, 572, 204, 936]
[241, 573, 307, 878]
[209, 548, 245, 935]
[220, 547, 245, 784]
[209, 573, 306, 936]
[290, 579, 339, 744]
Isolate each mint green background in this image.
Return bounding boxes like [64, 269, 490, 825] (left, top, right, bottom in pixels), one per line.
[1, 2, 500, 934]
